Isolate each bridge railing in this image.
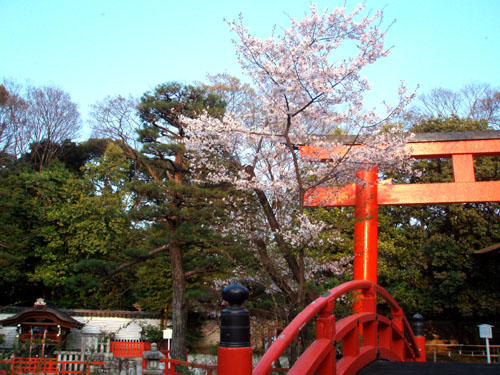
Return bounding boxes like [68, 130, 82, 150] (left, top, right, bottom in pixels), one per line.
[252, 280, 422, 375]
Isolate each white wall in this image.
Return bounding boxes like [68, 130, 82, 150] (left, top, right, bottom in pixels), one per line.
[0, 313, 161, 351]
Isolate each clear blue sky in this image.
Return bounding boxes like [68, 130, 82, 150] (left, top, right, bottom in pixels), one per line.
[1, 0, 499, 139]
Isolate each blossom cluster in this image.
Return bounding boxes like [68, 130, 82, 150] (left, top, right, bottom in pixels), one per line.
[184, 3, 415, 294]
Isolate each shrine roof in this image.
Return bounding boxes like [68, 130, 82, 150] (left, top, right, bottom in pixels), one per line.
[0, 302, 84, 329]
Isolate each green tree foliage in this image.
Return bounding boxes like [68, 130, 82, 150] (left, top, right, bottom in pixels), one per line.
[58, 143, 135, 308]
[92, 82, 232, 360]
[0, 142, 133, 307]
[0, 162, 38, 302]
[22, 138, 109, 175]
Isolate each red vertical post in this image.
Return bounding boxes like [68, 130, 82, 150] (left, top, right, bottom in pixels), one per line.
[218, 347, 253, 375]
[315, 300, 336, 375]
[412, 314, 426, 362]
[391, 310, 405, 360]
[217, 284, 252, 375]
[415, 337, 427, 362]
[353, 166, 379, 283]
[361, 286, 377, 347]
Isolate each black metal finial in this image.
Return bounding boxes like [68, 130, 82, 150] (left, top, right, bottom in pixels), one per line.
[220, 283, 250, 348]
[412, 313, 425, 337]
[222, 283, 249, 306]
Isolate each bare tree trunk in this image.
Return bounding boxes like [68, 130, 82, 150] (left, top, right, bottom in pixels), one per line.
[169, 241, 188, 360]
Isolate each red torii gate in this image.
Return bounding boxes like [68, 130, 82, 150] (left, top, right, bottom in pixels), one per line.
[214, 131, 500, 375]
[301, 130, 500, 284]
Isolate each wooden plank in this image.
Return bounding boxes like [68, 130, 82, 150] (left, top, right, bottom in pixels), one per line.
[305, 181, 500, 206]
[300, 138, 500, 160]
[409, 139, 500, 158]
[452, 154, 475, 182]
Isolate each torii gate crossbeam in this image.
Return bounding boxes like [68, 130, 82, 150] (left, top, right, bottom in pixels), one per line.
[302, 131, 500, 284]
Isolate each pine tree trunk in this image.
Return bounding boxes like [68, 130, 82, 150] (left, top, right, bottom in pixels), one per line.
[170, 241, 188, 360]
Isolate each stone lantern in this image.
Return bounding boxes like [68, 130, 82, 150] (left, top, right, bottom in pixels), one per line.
[142, 343, 165, 375]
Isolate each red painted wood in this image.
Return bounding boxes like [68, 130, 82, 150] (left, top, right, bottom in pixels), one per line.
[452, 154, 475, 182]
[303, 137, 500, 207]
[218, 347, 252, 375]
[409, 139, 500, 158]
[335, 313, 376, 340]
[288, 339, 333, 375]
[317, 300, 335, 340]
[315, 302, 336, 375]
[0, 358, 105, 375]
[354, 167, 378, 284]
[391, 314, 405, 360]
[110, 341, 151, 358]
[300, 138, 500, 160]
[337, 346, 378, 375]
[363, 320, 377, 347]
[343, 324, 360, 358]
[252, 280, 420, 375]
[297, 136, 500, 372]
[306, 180, 500, 206]
[361, 286, 377, 314]
[316, 350, 336, 375]
[415, 336, 427, 362]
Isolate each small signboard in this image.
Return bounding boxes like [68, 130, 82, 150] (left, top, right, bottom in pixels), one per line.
[163, 328, 173, 339]
[478, 324, 493, 339]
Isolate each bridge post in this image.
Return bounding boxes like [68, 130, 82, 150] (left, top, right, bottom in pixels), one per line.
[412, 313, 426, 362]
[391, 309, 405, 360]
[361, 286, 377, 347]
[316, 300, 336, 374]
[217, 284, 252, 375]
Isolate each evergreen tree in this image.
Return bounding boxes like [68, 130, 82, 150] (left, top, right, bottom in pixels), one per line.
[98, 82, 229, 360]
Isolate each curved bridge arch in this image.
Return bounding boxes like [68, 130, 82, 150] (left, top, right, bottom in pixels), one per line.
[253, 280, 421, 375]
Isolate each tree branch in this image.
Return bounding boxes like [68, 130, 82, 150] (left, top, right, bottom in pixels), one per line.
[106, 244, 171, 278]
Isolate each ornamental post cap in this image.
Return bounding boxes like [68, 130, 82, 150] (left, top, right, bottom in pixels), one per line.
[222, 283, 249, 306]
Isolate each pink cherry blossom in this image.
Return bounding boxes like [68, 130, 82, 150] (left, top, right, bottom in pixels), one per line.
[183, 3, 415, 299]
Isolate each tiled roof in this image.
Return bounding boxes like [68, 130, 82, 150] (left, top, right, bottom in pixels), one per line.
[0, 306, 160, 320]
[0, 306, 84, 329]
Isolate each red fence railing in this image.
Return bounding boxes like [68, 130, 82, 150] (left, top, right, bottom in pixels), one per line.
[110, 341, 152, 358]
[0, 357, 106, 375]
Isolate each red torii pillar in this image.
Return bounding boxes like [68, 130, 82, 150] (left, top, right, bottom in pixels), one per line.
[353, 166, 379, 283]
[302, 131, 500, 285]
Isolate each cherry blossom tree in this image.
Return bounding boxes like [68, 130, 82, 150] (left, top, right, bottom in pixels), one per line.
[184, 2, 415, 318]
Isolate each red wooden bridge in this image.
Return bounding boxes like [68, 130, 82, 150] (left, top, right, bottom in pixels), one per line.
[253, 280, 422, 375]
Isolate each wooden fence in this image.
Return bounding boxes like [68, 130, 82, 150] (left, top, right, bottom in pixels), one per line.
[0, 357, 105, 375]
[110, 341, 152, 358]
